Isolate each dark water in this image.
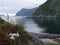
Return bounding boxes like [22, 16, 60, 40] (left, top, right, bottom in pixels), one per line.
[0, 16, 45, 33]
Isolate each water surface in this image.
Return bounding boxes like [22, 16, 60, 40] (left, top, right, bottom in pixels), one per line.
[0, 16, 45, 33]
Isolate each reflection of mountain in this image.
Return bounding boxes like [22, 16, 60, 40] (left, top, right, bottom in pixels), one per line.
[16, 8, 37, 16]
[33, 0, 60, 34]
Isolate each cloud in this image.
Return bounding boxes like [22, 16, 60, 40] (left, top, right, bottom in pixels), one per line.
[3, 0, 40, 8]
[0, 0, 47, 13]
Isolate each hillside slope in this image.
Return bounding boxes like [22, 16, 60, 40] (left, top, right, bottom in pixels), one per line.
[33, 0, 60, 34]
[0, 17, 32, 45]
[34, 0, 60, 16]
[16, 8, 37, 16]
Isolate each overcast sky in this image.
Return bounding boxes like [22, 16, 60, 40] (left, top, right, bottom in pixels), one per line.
[0, 0, 47, 14]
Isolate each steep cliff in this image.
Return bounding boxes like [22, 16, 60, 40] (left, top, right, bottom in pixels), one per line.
[34, 0, 60, 16]
[33, 0, 60, 34]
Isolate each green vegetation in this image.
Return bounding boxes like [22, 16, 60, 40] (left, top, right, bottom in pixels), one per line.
[33, 0, 60, 34]
[33, 0, 53, 16]
[47, 43, 60, 45]
[0, 17, 33, 45]
[33, 0, 60, 16]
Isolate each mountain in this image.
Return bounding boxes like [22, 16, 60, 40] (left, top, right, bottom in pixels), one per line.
[33, 0, 60, 34]
[33, 0, 60, 16]
[0, 14, 4, 16]
[16, 8, 37, 16]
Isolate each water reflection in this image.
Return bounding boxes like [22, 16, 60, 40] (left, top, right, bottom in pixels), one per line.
[0, 16, 45, 33]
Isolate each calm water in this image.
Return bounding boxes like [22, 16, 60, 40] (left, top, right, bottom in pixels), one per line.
[0, 16, 45, 33]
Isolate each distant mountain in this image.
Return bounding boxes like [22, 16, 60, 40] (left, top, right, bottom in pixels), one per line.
[16, 8, 37, 16]
[0, 14, 4, 16]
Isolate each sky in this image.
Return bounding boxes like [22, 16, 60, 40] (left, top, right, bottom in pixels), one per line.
[0, 0, 47, 16]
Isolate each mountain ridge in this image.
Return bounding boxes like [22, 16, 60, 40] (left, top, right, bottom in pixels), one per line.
[16, 8, 37, 16]
[33, 0, 60, 34]
[33, 0, 60, 16]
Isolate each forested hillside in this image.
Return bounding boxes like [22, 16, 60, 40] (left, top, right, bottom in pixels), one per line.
[33, 0, 60, 34]
[33, 0, 60, 16]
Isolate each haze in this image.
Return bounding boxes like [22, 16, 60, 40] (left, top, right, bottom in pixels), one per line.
[0, 0, 47, 16]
